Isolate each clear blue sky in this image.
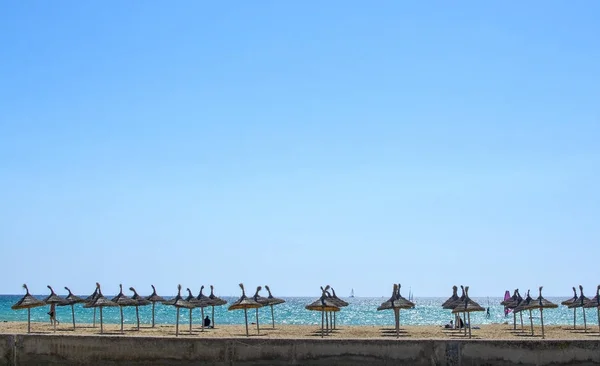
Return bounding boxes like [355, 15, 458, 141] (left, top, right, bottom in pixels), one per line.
[1, 1, 598, 298]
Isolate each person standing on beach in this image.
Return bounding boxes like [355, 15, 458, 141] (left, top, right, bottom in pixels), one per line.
[48, 303, 59, 326]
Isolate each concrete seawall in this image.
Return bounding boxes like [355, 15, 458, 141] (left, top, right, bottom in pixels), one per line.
[0, 334, 599, 365]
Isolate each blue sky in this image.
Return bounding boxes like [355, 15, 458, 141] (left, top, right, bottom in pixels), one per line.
[1, 1, 598, 298]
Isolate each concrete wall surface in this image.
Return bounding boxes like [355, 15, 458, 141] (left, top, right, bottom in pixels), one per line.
[0, 334, 598, 366]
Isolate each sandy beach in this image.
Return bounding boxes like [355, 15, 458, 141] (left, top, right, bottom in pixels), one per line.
[1, 321, 599, 340]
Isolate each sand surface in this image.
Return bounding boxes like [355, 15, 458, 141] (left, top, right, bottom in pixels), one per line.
[1, 321, 599, 340]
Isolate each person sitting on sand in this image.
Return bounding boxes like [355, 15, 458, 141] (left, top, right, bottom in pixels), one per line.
[204, 316, 211, 328]
[444, 320, 453, 329]
[458, 317, 464, 328]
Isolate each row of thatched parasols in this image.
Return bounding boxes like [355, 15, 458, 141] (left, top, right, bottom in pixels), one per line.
[559, 285, 600, 334]
[501, 285, 600, 338]
[11, 283, 229, 335]
[500, 287, 557, 339]
[441, 285, 485, 339]
[225, 284, 286, 337]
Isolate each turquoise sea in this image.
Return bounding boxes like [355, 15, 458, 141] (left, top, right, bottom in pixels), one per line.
[1, 295, 597, 327]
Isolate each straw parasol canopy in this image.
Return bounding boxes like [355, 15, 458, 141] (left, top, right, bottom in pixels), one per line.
[44, 285, 68, 332]
[568, 285, 591, 332]
[162, 284, 194, 337]
[305, 285, 340, 338]
[111, 284, 138, 333]
[451, 286, 484, 339]
[395, 284, 415, 309]
[583, 285, 600, 335]
[264, 285, 285, 329]
[442, 286, 459, 309]
[228, 283, 263, 337]
[208, 285, 227, 328]
[59, 286, 85, 330]
[129, 287, 151, 331]
[11, 284, 45, 333]
[84, 283, 118, 334]
[193, 286, 212, 332]
[527, 286, 558, 339]
[145, 285, 165, 328]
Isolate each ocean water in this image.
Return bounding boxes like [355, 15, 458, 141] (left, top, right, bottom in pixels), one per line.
[1, 295, 597, 327]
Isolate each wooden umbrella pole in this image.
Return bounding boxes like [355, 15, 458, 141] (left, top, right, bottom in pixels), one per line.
[573, 307, 576, 329]
[71, 305, 76, 330]
[120, 307, 124, 333]
[467, 312, 472, 339]
[463, 313, 467, 336]
[321, 311, 324, 338]
[244, 308, 249, 337]
[152, 302, 156, 328]
[255, 308, 260, 335]
[540, 309, 545, 339]
[270, 305, 275, 329]
[529, 310, 533, 336]
[135, 306, 140, 331]
[583, 308, 587, 332]
[394, 308, 399, 338]
[189, 309, 192, 335]
[513, 312, 516, 330]
[27, 308, 31, 334]
[53, 311, 57, 332]
[100, 307, 104, 334]
[175, 307, 180, 337]
[326, 312, 329, 334]
[520, 312, 523, 329]
[201, 307, 205, 332]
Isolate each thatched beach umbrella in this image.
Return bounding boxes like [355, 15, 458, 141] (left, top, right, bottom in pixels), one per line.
[162, 284, 194, 337]
[129, 287, 151, 331]
[59, 286, 85, 330]
[527, 286, 557, 339]
[451, 286, 484, 339]
[568, 285, 591, 332]
[208, 285, 227, 328]
[328, 287, 349, 330]
[444, 285, 464, 330]
[583, 285, 600, 335]
[192, 286, 212, 332]
[377, 284, 413, 338]
[184, 288, 198, 335]
[513, 289, 535, 335]
[305, 285, 340, 338]
[228, 283, 263, 337]
[11, 284, 45, 333]
[43, 285, 68, 332]
[562, 286, 578, 330]
[111, 284, 138, 333]
[251, 286, 270, 335]
[264, 285, 285, 329]
[501, 289, 524, 330]
[85, 285, 99, 327]
[84, 283, 118, 334]
[145, 285, 165, 328]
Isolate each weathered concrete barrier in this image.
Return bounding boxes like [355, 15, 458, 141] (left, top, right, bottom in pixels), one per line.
[0, 334, 599, 365]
